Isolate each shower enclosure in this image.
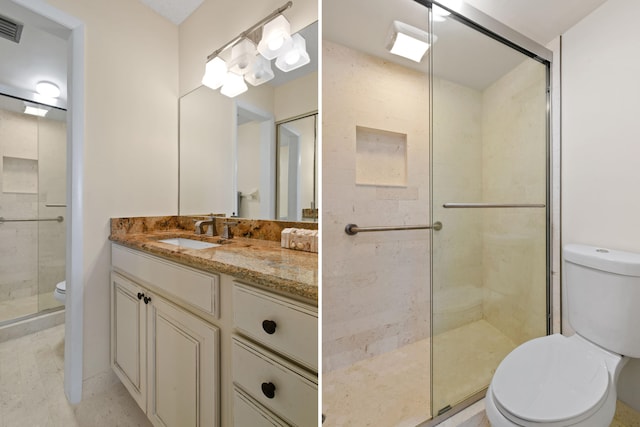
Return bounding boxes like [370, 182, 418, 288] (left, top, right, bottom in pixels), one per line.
[322, 0, 551, 425]
[0, 93, 66, 325]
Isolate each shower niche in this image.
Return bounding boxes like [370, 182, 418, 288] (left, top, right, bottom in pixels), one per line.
[2, 156, 39, 194]
[355, 126, 407, 187]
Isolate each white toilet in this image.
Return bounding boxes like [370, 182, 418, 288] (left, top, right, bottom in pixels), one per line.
[53, 280, 66, 304]
[486, 243, 640, 427]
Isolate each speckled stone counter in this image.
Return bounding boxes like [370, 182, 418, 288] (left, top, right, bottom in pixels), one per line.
[109, 216, 318, 303]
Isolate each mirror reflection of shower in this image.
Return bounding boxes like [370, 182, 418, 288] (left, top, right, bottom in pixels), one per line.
[0, 93, 67, 324]
[277, 113, 318, 222]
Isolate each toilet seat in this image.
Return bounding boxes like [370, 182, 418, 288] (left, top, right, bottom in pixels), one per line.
[54, 281, 66, 304]
[55, 281, 66, 294]
[491, 334, 610, 426]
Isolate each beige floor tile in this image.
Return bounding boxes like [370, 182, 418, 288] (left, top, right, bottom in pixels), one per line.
[0, 324, 150, 427]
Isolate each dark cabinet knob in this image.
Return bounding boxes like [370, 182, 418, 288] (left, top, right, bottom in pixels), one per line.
[137, 292, 144, 300]
[262, 320, 277, 335]
[143, 296, 151, 304]
[261, 382, 276, 399]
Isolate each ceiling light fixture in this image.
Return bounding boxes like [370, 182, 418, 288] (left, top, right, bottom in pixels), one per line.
[201, 1, 311, 98]
[36, 81, 60, 98]
[24, 104, 49, 117]
[387, 20, 436, 63]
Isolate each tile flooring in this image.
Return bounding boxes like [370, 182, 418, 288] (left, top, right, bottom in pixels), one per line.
[324, 319, 640, 427]
[2, 322, 639, 427]
[0, 324, 150, 427]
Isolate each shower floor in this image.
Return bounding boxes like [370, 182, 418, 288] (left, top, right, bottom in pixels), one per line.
[322, 319, 516, 427]
[0, 292, 61, 324]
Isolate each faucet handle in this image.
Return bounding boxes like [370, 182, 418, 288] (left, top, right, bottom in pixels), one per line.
[222, 221, 239, 239]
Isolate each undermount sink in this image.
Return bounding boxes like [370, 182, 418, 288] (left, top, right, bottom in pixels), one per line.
[158, 238, 220, 250]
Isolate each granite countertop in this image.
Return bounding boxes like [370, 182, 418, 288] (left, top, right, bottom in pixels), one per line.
[109, 217, 318, 304]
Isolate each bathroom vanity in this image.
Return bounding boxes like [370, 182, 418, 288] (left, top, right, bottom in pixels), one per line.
[109, 216, 318, 427]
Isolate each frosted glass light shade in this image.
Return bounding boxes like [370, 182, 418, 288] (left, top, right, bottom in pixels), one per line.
[387, 21, 433, 63]
[245, 54, 275, 86]
[229, 39, 257, 75]
[275, 34, 310, 72]
[36, 81, 60, 98]
[220, 72, 248, 98]
[257, 15, 291, 60]
[202, 57, 228, 90]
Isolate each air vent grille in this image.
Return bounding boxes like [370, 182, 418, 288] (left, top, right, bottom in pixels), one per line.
[0, 14, 23, 44]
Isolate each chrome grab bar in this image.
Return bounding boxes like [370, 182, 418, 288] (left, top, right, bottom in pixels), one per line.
[0, 216, 64, 223]
[345, 222, 442, 235]
[442, 203, 545, 209]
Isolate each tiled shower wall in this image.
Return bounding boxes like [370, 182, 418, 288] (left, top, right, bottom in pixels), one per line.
[0, 109, 66, 312]
[322, 40, 430, 372]
[481, 59, 547, 344]
[433, 58, 547, 343]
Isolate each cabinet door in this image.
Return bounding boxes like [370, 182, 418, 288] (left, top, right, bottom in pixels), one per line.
[147, 295, 220, 427]
[111, 273, 147, 411]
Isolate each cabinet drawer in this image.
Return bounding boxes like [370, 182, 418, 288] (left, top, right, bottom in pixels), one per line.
[232, 336, 317, 427]
[233, 283, 317, 371]
[112, 244, 219, 317]
[233, 387, 287, 427]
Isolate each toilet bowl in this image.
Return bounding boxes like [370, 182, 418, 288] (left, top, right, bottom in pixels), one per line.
[53, 280, 66, 304]
[487, 244, 640, 427]
[485, 334, 626, 427]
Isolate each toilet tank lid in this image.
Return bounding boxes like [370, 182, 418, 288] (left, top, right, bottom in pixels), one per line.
[564, 244, 640, 277]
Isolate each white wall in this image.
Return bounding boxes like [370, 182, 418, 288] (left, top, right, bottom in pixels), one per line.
[562, 0, 640, 410]
[46, 0, 179, 381]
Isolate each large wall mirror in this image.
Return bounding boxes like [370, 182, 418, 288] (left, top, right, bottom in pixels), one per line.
[179, 21, 318, 221]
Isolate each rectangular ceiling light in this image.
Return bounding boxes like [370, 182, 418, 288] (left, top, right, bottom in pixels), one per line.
[387, 20, 433, 63]
[24, 106, 49, 117]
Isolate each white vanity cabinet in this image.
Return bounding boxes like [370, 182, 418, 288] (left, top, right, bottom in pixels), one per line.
[111, 245, 220, 427]
[232, 283, 318, 426]
[110, 241, 319, 427]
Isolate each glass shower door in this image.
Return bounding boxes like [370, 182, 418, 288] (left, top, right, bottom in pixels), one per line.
[430, 9, 549, 415]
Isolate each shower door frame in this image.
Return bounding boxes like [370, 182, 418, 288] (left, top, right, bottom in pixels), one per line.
[421, 0, 553, 424]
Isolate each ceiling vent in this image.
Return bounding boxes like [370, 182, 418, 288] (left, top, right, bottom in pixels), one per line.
[0, 14, 23, 44]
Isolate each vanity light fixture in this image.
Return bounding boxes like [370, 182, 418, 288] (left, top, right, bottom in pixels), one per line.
[229, 38, 257, 75]
[35, 81, 60, 98]
[257, 14, 291, 60]
[275, 33, 310, 72]
[387, 20, 435, 63]
[201, 1, 310, 98]
[220, 72, 248, 97]
[202, 56, 228, 90]
[245, 54, 275, 86]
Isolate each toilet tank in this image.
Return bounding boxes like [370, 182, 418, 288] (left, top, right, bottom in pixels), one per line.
[564, 244, 640, 357]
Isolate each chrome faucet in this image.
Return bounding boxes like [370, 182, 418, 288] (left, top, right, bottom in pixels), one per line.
[221, 221, 238, 239]
[194, 216, 216, 236]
